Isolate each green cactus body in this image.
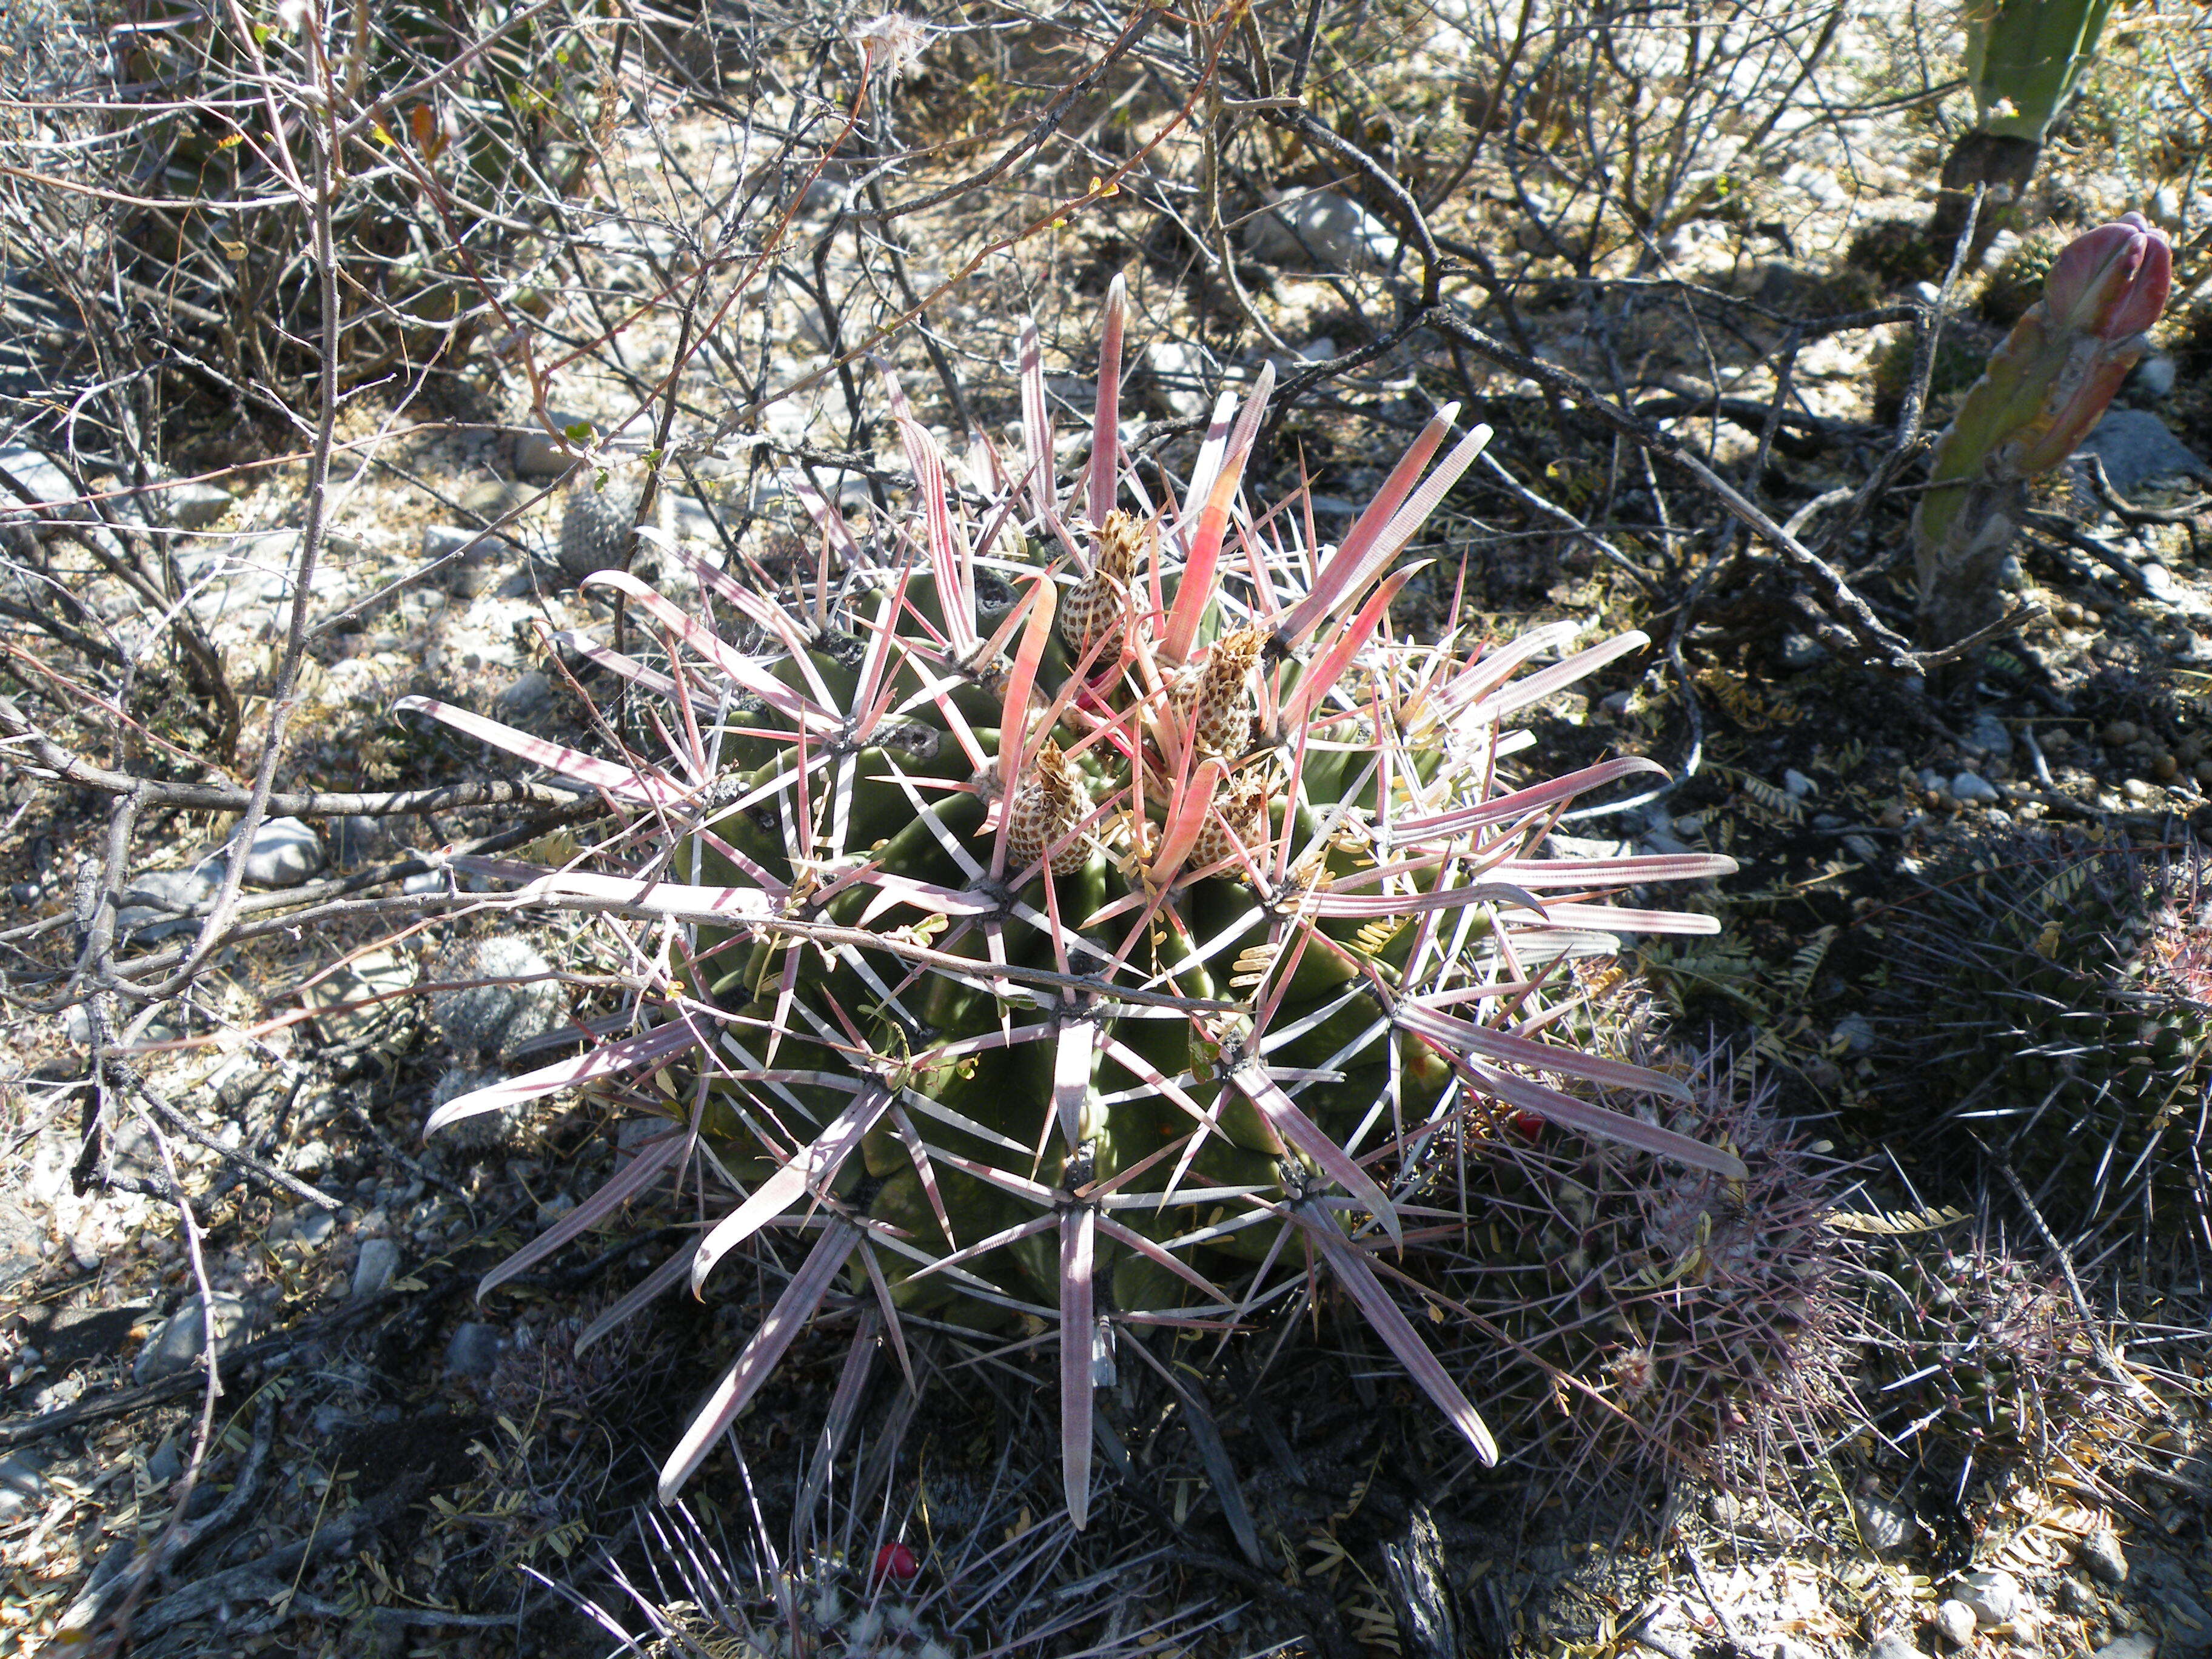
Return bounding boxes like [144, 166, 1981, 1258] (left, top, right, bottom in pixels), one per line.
[1893, 831, 2212, 1238]
[405, 280, 1747, 1521]
[1963, 0, 2119, 146]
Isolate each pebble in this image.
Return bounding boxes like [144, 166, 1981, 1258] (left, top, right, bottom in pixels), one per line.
[2059, 1577, 2102, 1615]
[421, 525, 518, 598]
[330, 815, 389, 867]
[1867, 1632, 1928, 1659]
[2160, 1587, 2212, 1651]
[1142, 340, 1211, 421]
[1854, 1489, 1915, 1557]
[1241, 189, 1398, 270]
[1842, 834, 1883, 863]
[144, 1436, 182, 1486]
[494, 671, 554, 719]
[2143, 564, 2183, 604]
[2094, 1637, 2157, 1659]
[1950, 771, 2000, 804]
[0, 1452, 47, 1524]
[1934, 1599, 1977, 1649]
[2123, 778, 2156, 802]
[1967, 713, 2013, 759]
[1959, 1570, 2022, 1627]
[512, 411, 595, 478]
[444, 1321, 508, 1377]
[1778, 632, 1828, 671]
[352, 1238, 400, 1301]
[133, 1293, 252, 1384]
[164, 481, 233, 530]
[2078, 409, 2212, 494]
[2132, 355, 2177, 398]
[236, 816, 324, 888]
[2077, 1529, 2129, 1586]
[1783, 768, 1817, 799]
[115, 866, 216, 940]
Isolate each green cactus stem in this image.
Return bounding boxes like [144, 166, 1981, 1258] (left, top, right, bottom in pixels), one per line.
[1929, 0, 2120, 246]
[1913, 213, 2170, 658]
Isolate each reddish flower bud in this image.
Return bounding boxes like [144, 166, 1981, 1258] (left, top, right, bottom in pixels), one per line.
[2043, 212, 2172, 342]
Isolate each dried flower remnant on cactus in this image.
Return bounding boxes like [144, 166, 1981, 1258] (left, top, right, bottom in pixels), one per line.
[397, 275, 1741, 1526]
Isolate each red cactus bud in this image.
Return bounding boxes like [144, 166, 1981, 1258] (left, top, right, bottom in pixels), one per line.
[873, 1541, 919, 1586]
[2042, 212, 2171, 341]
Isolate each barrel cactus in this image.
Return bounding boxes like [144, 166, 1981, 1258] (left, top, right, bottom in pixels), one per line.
[1848, 1231, 2119, 1487]
[1891, 830, 2212, 1239]
[1430, 1046, 1853, 1487]
[397, 278, 1741, 1523]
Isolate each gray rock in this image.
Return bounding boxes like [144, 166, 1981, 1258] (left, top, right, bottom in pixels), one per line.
[1960, 1570, 2022, 1627]
[115, 865, 216, 939]
[1784, 768, 1817, 799]
[2131, 354, 2177, 398]
[351, 1238, 400, 1301]
[2077, 409, 2212, 495]
[133, 1293, 252, 1384]
[2162, 1588, 2212, 1652]
[163, 481, 233, 530]
[144, 1436, 182, 1486]
[1967, 712, 2013, 759]
[494, 671, 553, 719]
[1867, 1632, 1928, 1659]
[330, 815, 389, 867]
[236, 816, 323, 888]
[1951, 771, 2001, 804]
[513, 413, 595, 480]
[2094, 1637, 2157, 1659]
[0, 1452, 47, 1524]
[1843, 834, 1884, 863]
[2059, 1577, 2101, 1616]
[1778, 632, 1828, 671]
[1854, 1489, 1915, 1556]
[422, 524, 518, 597]
[294, 1207, 337, 1247]
[1934, 1600, 1977, 1649]
[428, 936, 565, 1060]
[1142, 340, 1211, 421]
[1834, 1013, 1877, 1054]
[444, 1321, 507, 1377]
[2077, 1529, 2128, 1585]
[1242, 190, 1398, 270]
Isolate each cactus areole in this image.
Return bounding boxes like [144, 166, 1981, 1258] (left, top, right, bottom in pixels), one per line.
[1915, 213, 2171, 654]
[399, 280, 1741, 1526]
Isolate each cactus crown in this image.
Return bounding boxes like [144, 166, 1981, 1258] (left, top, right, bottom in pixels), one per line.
[400, 278, 1741, 1524]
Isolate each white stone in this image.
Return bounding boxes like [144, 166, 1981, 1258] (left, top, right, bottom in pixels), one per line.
[163, 481, 233, 530]
[133, 1293, 252, 1385]
[236, 817, 324, 888]
[1242, 189, 1398, 270]
[352, 1238, 400, 1300]
[1143, 340, 1210, 421]
[1934, 1600, 1977, 1649]
[1783, 768, 1816, 798]
[1960, 1569, 2021, 1627]
[1951, 772, 2000, 805]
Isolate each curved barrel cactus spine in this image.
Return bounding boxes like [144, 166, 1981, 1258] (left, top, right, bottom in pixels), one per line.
[399, 278, 1741, 1524]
